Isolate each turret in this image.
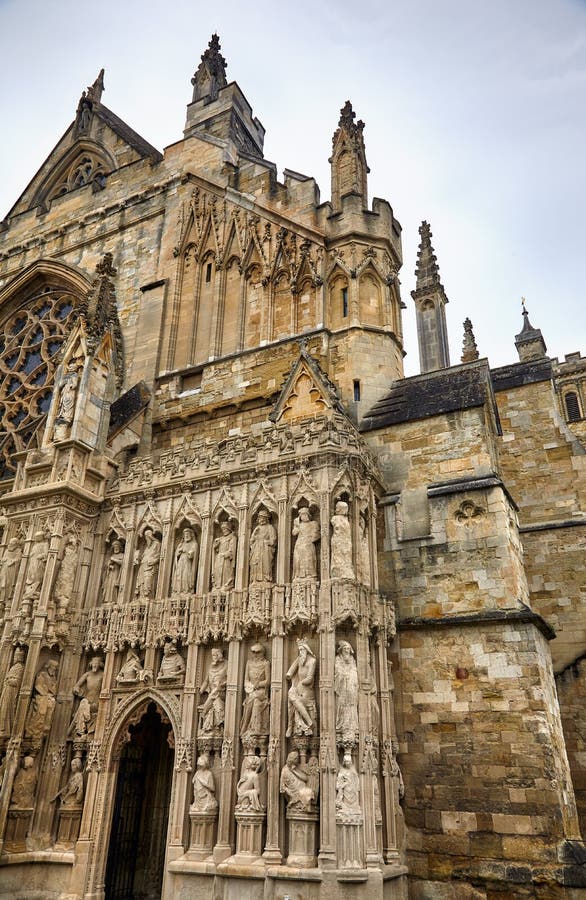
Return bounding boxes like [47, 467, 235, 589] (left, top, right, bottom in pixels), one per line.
[515, 299, 547, 362]
[412, 221, 450, 372]
[329, 101, 369, 212]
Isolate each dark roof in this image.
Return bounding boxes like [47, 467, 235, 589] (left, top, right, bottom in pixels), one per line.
[491, 358, 552, 392]
[108, 381, 151, 439]
[360, 361, 492, 432]
[96, 104, 163, 162]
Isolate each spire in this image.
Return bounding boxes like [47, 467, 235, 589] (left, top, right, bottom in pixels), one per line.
[74, 69, 105, 135]
[414, 221, 444, 292]
[515, 298, 547, 362]
[191, 33, 228, 103]
[411, 221, 450, 373]
[461, 318, 479, 364]
[329, 101, 369, 211]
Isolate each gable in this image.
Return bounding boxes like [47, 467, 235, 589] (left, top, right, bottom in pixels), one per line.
[270, 347, 346, 424]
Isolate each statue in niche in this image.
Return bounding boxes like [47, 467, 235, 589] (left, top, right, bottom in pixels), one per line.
[0, 537, 21, 606]
[334, 641, 359, 746]
[23, 531, 50, 600]
[157, 640, 185, 685]
[68, 656, 104, 738]
[368, 659, 380, 735]
[190, 754, 218, 813]
[249, 509, 277, 584]
[280, 750, 317, 813]
[53, 361, 80, 439]
[212, 520, 237, 591]
[240, 643, 270, 736]
[330, 501, 355, 580]
[101, 539, 125, 605]
[286, 639, 317, 737]
[235, 755, 263, 812]
[25, 658, 59, 741]
[10, 755, 37, 808]
[172, 526, 199, 594]
[336, 752, 361, 817]
[0, 647, 25, 737]
[134, 527, 161, 600]
[53, 534, 78, 613]
[52, 757, 84, 808]
[292, 507, 320, 581]
[358, 514, 371, 587]
[116, 648, 146, 684]
[198, 648, 228, 734]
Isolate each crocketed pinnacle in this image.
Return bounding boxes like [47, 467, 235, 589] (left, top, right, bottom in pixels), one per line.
[461, 318, 479, 364]
[414, 221, 444, 292]
[191, 34, 228, 102]
[337, 100, 365, 139]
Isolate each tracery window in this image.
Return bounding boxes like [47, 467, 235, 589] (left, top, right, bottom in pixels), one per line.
[0, 285, 78, 480]
[48, 152, 108, 200]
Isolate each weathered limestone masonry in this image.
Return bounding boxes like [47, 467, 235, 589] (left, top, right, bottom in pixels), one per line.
[0, 34, 584, 900]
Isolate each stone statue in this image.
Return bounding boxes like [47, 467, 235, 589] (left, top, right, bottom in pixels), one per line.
[172, 527, 199, 594]
[336, 753, 361, 818]
[358, 514, 371, 587]
[25, 658, 59, 741]
[190, 754, 218, 813]
[198, 648, 228, 734]
[52, 757, 84, 808]
[157, 641, 185, 685]
[286, 639, 317, 737]
[240, 643, 270, 736]
[0, 647, 25, 737]
[330, 501, 355, 579]
[280, 750, 316, 812]
[334, 641, 359, 746]
[116, 648, 145, 684]
[54, 362, 79, 439]
[235, 755, 263, 811]
[10, 755, 37, 808]
[134, 528, 161, 599]
[212, 521, 237, 591]
[292, 508, 320, 581]
[101, 539, 124, 605]
[24, 531, 50, 599]
[0, 537, 21, 606]
[368, 660, 380, 734]
[68, 656, 104, 738]
[249, 510, 277, 584]
[54, 534, 78, 610]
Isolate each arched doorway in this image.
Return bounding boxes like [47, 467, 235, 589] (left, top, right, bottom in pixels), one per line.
[105, 702, 174, 900]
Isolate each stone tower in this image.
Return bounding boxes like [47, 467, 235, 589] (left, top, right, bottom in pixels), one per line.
[412, 220, 450, 372]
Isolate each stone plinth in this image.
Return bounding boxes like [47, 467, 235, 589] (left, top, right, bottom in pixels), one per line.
[235, 809, 265, 859]
[336, 817, 364, 869]
[286, 810, 318, 867]
[188, 809, 217, 859]
[5, 808, 33, 852]
[55, 807, 82, 847]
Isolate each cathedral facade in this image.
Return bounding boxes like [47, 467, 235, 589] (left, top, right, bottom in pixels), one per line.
[0, 36, 584, 900]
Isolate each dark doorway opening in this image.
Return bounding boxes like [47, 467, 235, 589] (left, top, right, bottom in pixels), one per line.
[105, 702, 174, 900]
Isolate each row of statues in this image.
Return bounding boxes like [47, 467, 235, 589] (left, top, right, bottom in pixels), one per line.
[97, 502, 371, 603]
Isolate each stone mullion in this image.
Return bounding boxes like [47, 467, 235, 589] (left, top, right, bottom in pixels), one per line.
[369, 491, 378, 591]
[196, 514, 212, 595]
[168, 641, 200, 859]
[263, 617, 285, 863]
[375, 636, 399, 862]
[357, 627, 378, 867]
[213, 638, 242, 863]
[236, 273, 247, 352]
[349, 272, 360, 327]
[234, 502, 248, 592]
[119, 519, 138, 606]
[261, 280, 272, 344]
[188, 263, 203, 367]
[209, 264, 225, 360]
[317, 486, 336, 867]
[158, 513, 175, 601]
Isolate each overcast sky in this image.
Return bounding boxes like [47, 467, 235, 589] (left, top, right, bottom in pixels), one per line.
[0, 0, 584, 376]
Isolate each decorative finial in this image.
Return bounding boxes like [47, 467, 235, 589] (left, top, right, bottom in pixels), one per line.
[414, 220, 444, 292]
[86, 69, 105, 105]
[461, 318, 479, 364]
[336, 100, 365, 139]
[75, 69, 105, 135]
[78, 254, 124, 386]
[191, 33, 228, 103]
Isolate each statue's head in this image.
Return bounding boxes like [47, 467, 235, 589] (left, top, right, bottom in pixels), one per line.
[90, 656, 103, 671]
[336, 640, 354, 659]
[211, 648, 224, 663]
[197, 754, 210, 770]
[71, 757, 82, 772]
[335, 501, 349, 516]
[298, 508, 310, 522]
[250, 643, 265, 658]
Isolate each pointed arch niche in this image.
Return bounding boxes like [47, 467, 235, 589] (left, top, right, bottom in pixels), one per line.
[359, 269, 383, 326]
[0, 261, 88, 479]
[328, 270, 350, 329]
[243, 264, 263, 349]
[220, 256, 242, 356]
[193, 250, 216, 365]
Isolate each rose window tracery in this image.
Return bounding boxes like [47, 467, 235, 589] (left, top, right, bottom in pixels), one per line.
[0, 285, 78, 479]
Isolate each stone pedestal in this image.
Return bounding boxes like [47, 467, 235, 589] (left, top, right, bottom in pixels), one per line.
[188, 810, 217, 859]
[235, 809, 265, 859]
[55, 807, 82, 848]
[287, 810, 318, 867]
[336, 817, 364, 869]
[5, 808, 33, 852]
